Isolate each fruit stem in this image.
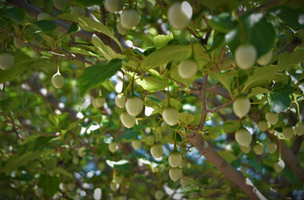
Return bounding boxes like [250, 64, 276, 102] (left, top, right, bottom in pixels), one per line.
[294, 96, 301, 122]
[173, 131, 177, 151]
[166, 79, 171, 106]
[131, 73, 135, 95]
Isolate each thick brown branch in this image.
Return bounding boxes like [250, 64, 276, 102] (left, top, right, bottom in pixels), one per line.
[198, 75, 208, 130]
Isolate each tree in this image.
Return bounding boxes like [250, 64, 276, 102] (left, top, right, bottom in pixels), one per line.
[0, 0, 304, 199]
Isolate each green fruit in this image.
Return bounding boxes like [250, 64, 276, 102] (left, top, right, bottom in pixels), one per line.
[120, 112, 136, 128]
[235, 44, 257, 69]
[120, 9, 140, 29]
[37, 12, 52, 21]
[0, 91, 7, 101]
[162, 107, 179, 126]
[94, 97, 106, 108]
[235, 128, 252, 146]
[67, 182, 75, 191]
[77, 147, 85, 157]
[233, 97, 251, 118]
[167, 1, 193, 30]
[0, 53, 14, 70]
[274, 159, 285, 172]
[110, 181, 119, 191]
[115, 94, 125, 108]
[267, 142, 277, 154]
[53, 0, 68, 9]
[155, 190, 165, 200]
[178, 159, 185, 168]
[258, 120, 268, 131]
[131, 140, 141, 149]
[180, 175, 191, 187]
[52, 73, 64, 89]
[178, 59, 198, 79]
[240, 145, 251, 154]
[294, 122, 304, 136]
[71, 6, 85, 16]
[117, 22, 128, 35]
[253, 143, 264, 155]
[108, 142, 118, 153]
[98, 162, 105, 170]
[125, 96, 143, 116]
[282, 127, 294, 140]
[35, 188, 43, 197]
[72, 156, 79, 165]
[257, 50, 272, 65]
[14, 38, 26, 49]
[114, 175, 123, 184]
[168, 151, 182, 167]
[265, 112, 278, 125]
[169, 167, 182, 182]
[150, 144, 163, 159]
[105, 0, 124, 13]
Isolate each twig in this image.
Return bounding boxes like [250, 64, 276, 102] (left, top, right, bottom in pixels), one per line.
[208, 99, 233, 114]
[198, 75, 208, 130]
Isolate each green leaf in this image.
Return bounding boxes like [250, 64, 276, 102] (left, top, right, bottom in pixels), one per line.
[217, 150, 237, 163]
[270, 6, 304, 30]
[223, 120, 240, 133]
[277, 49, 304, 68]
[53, 167, 73, 179]
[268, 91, 291, 113]
[38, 175, 60, 197]
[208, 13, 237, 33]
[117, 129, 137, 142]
[79, 59, 122, 97]
[91, 34, 116, 61]
[39, 33, 56, 49]
[247, 87, 269, 98]
[209, 71, 233, 97]
[0, 7, 26, 24]
[70, 0, 103, 7]
[153, 34, 174, 49]
[161, 98, 183, 111]
[33, 20, 57, 33]
[179, 113, 195, 124]
[143, 98, 162, 114]
[206, 32, 225, 53]
[67, 23, 81, 35]
[136, 76, 167, 93]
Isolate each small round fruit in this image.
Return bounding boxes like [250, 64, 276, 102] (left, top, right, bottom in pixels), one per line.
[110, 181, 119, 191]
[167, 1, 193, 30]
[117, 22, 128, 35]
[35, 188, 43, 197]
[258, 120, 268, 131]
[14, 38, 26, 49]
[169, 167, 182, 182]
[233, 97, 251, 118]
[155, 190, 165, 200]
[131, 140, 141, 149]
[52, 73, 64, 89]
[282, 127, 294, 140]
[180, 175, 191, 187]
[267, 142, 277, 154]
[125, 96, 143, 116]
[178, 59, 198, 79]
[105, 0, 124, 13]
[71, 6, 85, 16]
[235, 128, 252, 146]
[162, 107, 179, 126]
[120, 9, 140, 29]
[150, 144, 163, 159]
[72, 156, 79, 165]
[53, 0, 68, 9]
[240, 145, 251, 154]
[265, 112, 278, 125]
[37, 12, 51, 21]
[0, 91, 7, 101]
[253, 143, 264, 155]
[115, 94, 125, 108]
[257, 50, 272, 66]
[0, 53, 14, 70]
[235, 44, 257, 69]
[168, 151, 182, 167]
[67, 182, 75, 191]
[77, 147, 85, 157]
[120, 112, 136, 128]
[114, 175, 123, 184]
[108, 142, 118, 153]
[94, 97, 105, 108]
[294, 122, 304, 136]
[178, 159, 185, 168]
[274, 159, 285, 172]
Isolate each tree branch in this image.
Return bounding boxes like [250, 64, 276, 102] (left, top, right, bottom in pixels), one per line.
[198, 75, 208, 130]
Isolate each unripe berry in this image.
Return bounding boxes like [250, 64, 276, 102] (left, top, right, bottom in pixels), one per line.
[282, 127, 294, 140]
[155, 190, 165, 200]
[169, 167, 182, 182]
[257, 50, 272, 66]
[258, 120, 268, 131]
[274, 159, 285, 172]
[108, 142, 118, 153]
[35, 188, 43, 197]
[294, 122, 304, 136]
[131, 140, 141, 149]
[125, 96, 143, 116]
[77, 147, 85, 157]
[233, 97, 251, 118]
[53, 0, 68, 10]
[265, 112, 278, 125]
[14, 38, 26, 49]
[0, 53, 14, 70]
[105, 0, 124, 13]
[240, 145, 251, 154]
[120, 112, 136, 128]
[72, 156, 79, 165]
[168, 151, 182, 167]
[162, 107, 179, 126]
[178, 59, 198, 79]
[150, 144, 163, 159]
[120, 9, 140, 29]
[235, 128, 252, 146]
[167, 1, 193, 30]
[94, 97, 105, 108]
[52, 73, 64, 89]
[253, 143, 264, 155]
[114, 175, 123, 184]
[67, 182, 75, 191]
[115, 94, 125, 108]
[235, 44, 257, 69]
[267, 142, 277, 154]
[37, 12, 51, 21]
[180, 175, 191, 187]
[117, 22, 128, 35]
[110, 181, 119, 191]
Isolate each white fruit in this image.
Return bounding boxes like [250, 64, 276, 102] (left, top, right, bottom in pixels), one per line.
[35, 188, 43, 197]
[267, 142, 277, 154]
[257, 50, 272, 66]
[265, 112, 278, 125]
[71, 6, 85, 16]
[115, 94, 125, 108]
[234, 44, 257, 69]
[282, 127, 294, 140]
[162, 107, 179, 126]
[110, 181, 119, 191]
[53, 0, 68, 9]
[120, 9, 140, 29]
[108, 142, 118, 153]
[0, 53, 14, 70]
[253, 143, 264, 155]
[167, 1, 193, 30]
[125, 96, 143, 116]
[114, 175, 123, 184]
[155, 190, 165, 200]
[52, 73, 64, 89]
[94, 97, 105, 108]
[235, 129, 252, 146]
[178, 59, 198, 79]
[294, 122, 304, 136]
[120, 112, 136, 128]
[233, 97, 251, 118]
[274, 159, 285, 172]
[37, 12, 51, 21]
[168, 151, 182, 167]
[0, 91, 7, 101]
[180, 175, 191, 187]
[131, 140, 141, 149]
[240, 145, 251, 154]
[258, 120, 268, 131]
[77, 147, 85, 157]
[105, 0, 124, 13]
[150, 144, 163, 158]
[169, 167, 182, 182]
[117, 22, 128, 35]
[14, 38, 26, 49]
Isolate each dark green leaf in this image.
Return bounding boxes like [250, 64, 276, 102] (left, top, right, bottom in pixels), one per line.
[33, 21, 57, 33]
[208, 13, 237, 33]
[269, 6, 304, 30]
[67, 23, 80, 35]
[0, 7, 26, 24]
[268, 91, 291, 113]
[136, 76, 167, 93]
[38, 175, 60, 197]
